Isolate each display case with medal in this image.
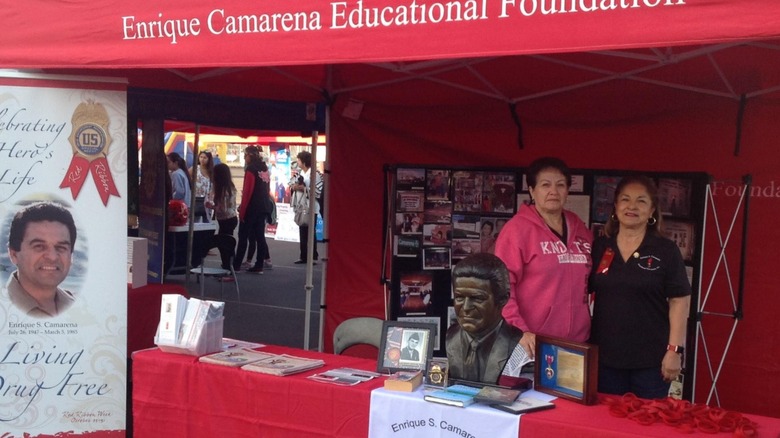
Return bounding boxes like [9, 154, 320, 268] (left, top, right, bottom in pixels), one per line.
[425, 357, 448, 388]
[534, 335, 599, 405]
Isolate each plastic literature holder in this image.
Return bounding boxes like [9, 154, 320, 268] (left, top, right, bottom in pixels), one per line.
[156, 317, 224, 356]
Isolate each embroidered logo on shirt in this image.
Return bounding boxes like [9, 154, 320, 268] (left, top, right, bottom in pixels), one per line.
[557, 253, 589, 264]
[637, 255, 661, 271]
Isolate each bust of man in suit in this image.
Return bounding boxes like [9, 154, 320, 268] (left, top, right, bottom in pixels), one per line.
[446, 253, 523, 384]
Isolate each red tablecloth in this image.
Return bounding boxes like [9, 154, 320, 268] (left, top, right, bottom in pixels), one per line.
[132, 346, 383, 438]
[133, 344, 780, 438]
[520, 396, 780, 438]
[127, 284, 188, 355]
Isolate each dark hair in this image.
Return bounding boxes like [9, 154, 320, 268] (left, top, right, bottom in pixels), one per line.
[167, 152, 187, 172]
[297, 151, 312, 168]
[526, 157, 572, 189]
[481, 221, 494, 232]
[451, 253, 510, 306]
[9, 202, 77, 252]
[168, 152, 192, 188]
[198, 150, 214, 179]
[604, 175, 663, 237]
[213, 163, 236, 206]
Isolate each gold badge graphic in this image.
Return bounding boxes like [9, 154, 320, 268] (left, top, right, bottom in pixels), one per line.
[60, 101, 119, 205]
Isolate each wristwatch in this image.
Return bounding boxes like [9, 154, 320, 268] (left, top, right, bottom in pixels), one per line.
[667, 344, 685, 355]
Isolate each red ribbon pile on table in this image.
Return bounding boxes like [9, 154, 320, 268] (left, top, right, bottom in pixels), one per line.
[601, 393, 758, 436]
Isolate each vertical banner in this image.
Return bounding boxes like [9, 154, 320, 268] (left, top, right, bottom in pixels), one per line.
[138, 119, 167, 283]
[0, 73, 127, 436]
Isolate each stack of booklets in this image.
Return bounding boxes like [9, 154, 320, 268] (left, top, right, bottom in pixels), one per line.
[308, 368, 381, 386]
[240, 353, 325, 376]
[424, 384, 481, 408]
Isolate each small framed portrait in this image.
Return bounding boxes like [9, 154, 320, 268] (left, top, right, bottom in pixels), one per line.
[377, 320, 436, 374]
[534, 335, 599, 405]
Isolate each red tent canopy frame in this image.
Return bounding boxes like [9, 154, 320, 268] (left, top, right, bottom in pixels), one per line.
[4, 0, 780, 417]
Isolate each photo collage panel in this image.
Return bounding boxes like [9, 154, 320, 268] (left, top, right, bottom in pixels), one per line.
[394, 168, 517, 268]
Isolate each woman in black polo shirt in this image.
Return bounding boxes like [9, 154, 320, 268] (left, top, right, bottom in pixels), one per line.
[589, 175, 691, 399]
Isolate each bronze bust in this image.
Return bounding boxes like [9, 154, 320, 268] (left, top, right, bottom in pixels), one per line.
[446, 253, 523, 384]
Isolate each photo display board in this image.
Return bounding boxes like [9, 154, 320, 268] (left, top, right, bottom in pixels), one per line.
[386, 165, 708, 399]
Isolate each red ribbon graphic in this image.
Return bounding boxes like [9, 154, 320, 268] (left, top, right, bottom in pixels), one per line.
[59, 154, 119, 206]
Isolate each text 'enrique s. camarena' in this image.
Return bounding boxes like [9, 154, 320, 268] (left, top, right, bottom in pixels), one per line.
[121, 0, 686, 44]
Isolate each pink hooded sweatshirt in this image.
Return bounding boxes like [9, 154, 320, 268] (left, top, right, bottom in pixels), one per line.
[495, 203, 592, 342]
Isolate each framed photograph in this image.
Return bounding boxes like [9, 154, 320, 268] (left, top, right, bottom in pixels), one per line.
[377, 320, 436, 374]
[482, 172, 516, 214]
[395, 212, 423, 235]
[424, 200, 453, 224]
[426, 169, 452, 201]
[663, 219, 695, 262]
[657, 178, 692, 218]
[423, 246, 451, 270]
[566, 194, 591, 226]
[397, 167, 426, 191]
[423, 223, 451, 246]
[398, 315, 442, 351]
[591, 175, 620, 222]
[452, 171, 483, 212]
[534, 335, 598, 405]
[399, 272, 433, 315]
[394, 235, 421, 258]
[396, 190, 425, 212]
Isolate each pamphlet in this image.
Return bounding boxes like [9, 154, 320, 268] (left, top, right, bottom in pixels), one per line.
[489, 396, 555, 415]
[308, 367, 381, 386]
[423, 384, 481, 408]
[222, 337, 265, 351]
[199, 349, 275, 367]
[241, 354, 324, 376]
[474, 386, 522, 405]
[158, 294, 188, 345]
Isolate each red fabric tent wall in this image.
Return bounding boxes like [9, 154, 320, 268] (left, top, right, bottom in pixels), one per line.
[4, 0, 780, 420]
[324, 91, 780, 417]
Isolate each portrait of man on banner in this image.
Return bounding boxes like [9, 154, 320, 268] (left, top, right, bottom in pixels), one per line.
[2, 201, 80, 318]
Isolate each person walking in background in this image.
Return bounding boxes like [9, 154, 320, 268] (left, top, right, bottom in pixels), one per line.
[234, 147, 272, 274]
[194, 150, 214, 222]
[589, 175, 691, 399]
[206, 163, 238, 271]
[167, 152, 191, 209]
[494, 157, 592, 359]
[289, 151, 321, 264]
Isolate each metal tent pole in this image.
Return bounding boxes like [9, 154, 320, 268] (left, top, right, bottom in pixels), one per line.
[303, 131, 319, 350]
[317, 105, 331, 352]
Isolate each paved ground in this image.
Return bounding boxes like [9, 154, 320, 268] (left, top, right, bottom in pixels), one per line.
[163, 237, 327, 350]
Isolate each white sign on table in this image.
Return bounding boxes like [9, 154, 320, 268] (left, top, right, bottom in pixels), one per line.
[369, 387, 520, 438]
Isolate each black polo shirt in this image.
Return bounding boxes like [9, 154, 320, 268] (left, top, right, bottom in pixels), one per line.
[589, 233, 691, 369]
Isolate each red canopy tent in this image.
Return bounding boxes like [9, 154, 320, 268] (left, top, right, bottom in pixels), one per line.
[4, 0, 780, 417]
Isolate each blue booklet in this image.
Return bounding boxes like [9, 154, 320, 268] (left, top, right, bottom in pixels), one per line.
[423, 384, 481, 408]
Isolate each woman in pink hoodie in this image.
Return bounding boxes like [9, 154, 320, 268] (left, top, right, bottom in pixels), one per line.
[494, 157, 592, 359]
